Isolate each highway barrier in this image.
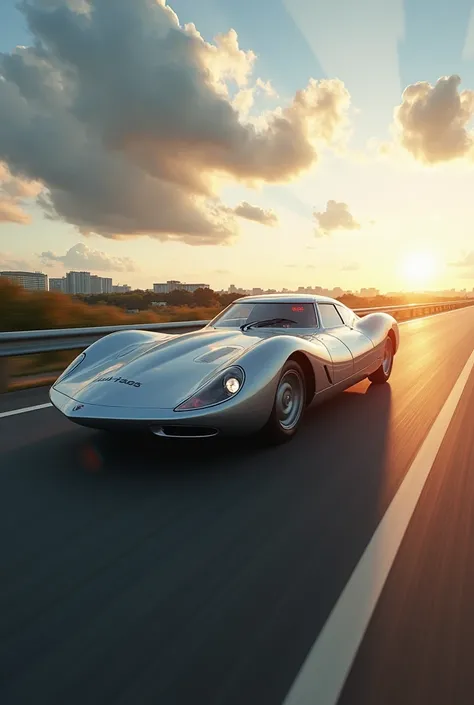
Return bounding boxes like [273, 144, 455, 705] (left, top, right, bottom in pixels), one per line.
[1, 300, 473, 393]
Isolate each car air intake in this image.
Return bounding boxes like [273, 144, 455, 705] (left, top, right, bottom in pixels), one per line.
[194, 347, 241, 363]
[150, 425, 219, 439]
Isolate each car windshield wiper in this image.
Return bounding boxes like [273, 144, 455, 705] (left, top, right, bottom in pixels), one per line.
[240, 317, 298, 331]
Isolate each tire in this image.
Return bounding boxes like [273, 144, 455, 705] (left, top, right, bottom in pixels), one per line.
[368, 336, 394, 384]
[262, 360, 306, 444]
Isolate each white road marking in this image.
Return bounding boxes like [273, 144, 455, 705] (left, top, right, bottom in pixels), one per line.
[283, 347, 474, 705]
[0, 402, 52, 419]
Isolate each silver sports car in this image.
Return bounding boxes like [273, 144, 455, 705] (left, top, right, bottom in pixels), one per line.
[50, 294, 399, 444]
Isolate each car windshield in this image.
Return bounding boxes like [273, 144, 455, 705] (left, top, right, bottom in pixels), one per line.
[210, 302, 318, 329]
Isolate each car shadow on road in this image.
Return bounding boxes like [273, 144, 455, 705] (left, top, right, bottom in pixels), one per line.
[75, 379, 394, 488]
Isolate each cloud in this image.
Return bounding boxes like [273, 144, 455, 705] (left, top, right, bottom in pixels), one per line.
[449, 251, 474, 276]
[232, 201, 278, 226]
[0, 162, 42, 224]
[284, 263, 316, 269]
[36, 0, 90, 11]
[314, 200, 361, 235]
[0, 1, 351, 246]
[393, 75, 474, 163]
[0, 253, 33, 270]
[451, 252, 474, 266]
[341, 262, 360, 271]
[232, 78, 277, 117]
[0, 199, 30, 225]
[39, 243, 136, 272]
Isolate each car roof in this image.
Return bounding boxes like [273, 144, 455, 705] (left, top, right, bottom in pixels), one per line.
[233, 293, 343, 305]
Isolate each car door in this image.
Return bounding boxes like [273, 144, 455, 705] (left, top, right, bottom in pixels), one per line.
[318, 302, 375, 376]
[313, 304, 354, 384]
[335, 303, 380, 371]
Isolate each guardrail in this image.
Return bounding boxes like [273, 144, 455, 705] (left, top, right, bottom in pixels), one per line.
[1, 300, 473, 393]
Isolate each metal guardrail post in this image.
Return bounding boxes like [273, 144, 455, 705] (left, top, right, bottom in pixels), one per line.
[0, 357, 8, 394]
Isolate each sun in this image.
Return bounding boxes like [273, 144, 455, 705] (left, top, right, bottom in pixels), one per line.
[400, 251, 438, 288]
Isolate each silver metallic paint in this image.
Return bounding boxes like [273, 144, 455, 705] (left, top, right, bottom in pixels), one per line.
[50, 295, 399, 437]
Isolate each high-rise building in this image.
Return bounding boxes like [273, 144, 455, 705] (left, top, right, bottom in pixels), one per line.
[49, 277, 66, 292]
[0, 271, 48, 290]
[61, 272, 115, 295]
[90, 275, 113, 294]
[113, 284, 131, 293]
[102, 277, 112, 294]
[180, 282, 209, 292]
[359, 288, 380, 298]
[90, 275, 102, 294]
[153, 281, 173, 294]
[153, 280, 209, 294]
[66, 271, 91, 295]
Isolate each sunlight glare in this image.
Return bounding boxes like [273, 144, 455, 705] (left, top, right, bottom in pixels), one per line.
[401, 252, 438, 287]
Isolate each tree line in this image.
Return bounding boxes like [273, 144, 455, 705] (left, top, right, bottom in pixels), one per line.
[75, 287, 241, 311]
[0, 279, 225, 332]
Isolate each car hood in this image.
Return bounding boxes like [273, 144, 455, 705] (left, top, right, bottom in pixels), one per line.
[54, 327, 265, 409]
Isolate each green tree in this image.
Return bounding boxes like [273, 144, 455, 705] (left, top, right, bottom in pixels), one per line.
[193, 287, 218, 307]
[166, 289, 194, 306]
[218, 292, 242, 307]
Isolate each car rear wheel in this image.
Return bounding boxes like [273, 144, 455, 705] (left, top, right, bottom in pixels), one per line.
[262, 360, 306, 444]
[368, 336, 394, 384]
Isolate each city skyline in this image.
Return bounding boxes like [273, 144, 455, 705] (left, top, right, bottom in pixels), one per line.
[1, 2, 474, 292]
[3, 268, 474, 301]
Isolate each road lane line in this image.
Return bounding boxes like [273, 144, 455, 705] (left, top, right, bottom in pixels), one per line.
[283, 348, 474, 705]
[0, 403, 52, 419]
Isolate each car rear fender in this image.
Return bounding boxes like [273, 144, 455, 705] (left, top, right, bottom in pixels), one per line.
[355, 313, 399, 353]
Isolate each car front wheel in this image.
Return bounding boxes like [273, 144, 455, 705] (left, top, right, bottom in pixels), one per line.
[262, 360, 306, 444]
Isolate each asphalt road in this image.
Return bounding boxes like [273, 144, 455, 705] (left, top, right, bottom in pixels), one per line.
[2, 307, 474, 705]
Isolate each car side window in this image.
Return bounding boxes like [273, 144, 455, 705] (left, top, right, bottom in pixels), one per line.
[318, 303, 345, 328]
[336, 305, 353, 326]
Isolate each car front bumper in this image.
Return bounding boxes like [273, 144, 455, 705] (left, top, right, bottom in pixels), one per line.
[49, 386, 274, 437]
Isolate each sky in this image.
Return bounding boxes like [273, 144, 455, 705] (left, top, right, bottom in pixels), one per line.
[1, 0, 474, 293]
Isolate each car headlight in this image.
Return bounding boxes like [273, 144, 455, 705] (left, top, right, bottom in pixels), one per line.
[175, 365, 245, 411]
[54, 352, 86, 384]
